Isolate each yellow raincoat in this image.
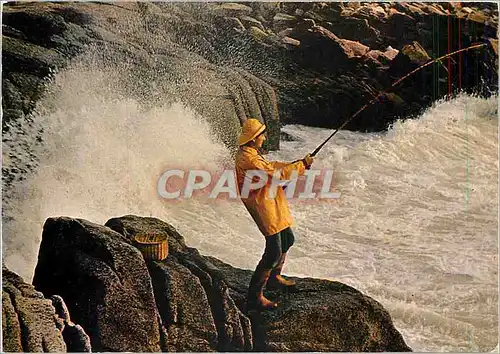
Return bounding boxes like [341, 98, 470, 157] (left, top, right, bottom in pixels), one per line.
[235, 146, 306, 236]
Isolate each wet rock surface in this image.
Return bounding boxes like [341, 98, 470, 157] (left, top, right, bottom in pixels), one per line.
[32, 217, 162, 352]
[8, 215, 414, 352]
[2, 264, 90, 352]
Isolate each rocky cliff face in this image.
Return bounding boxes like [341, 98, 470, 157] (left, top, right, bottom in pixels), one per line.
[1, 2, 281, 149]
[14, 215, 412, 352]
[2, 264, 90, 352]
[190, 2, 498, 130]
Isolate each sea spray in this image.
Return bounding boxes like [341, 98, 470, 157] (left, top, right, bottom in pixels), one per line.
[2, 61, 233, 282]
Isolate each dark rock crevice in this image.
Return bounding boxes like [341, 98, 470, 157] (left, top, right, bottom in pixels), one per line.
[31, 217, 161, 352]
[105, 215, 252, 351]
[2, 265, 76, 352]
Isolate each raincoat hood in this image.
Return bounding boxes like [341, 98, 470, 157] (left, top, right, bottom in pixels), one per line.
[238, 118, 266, 146]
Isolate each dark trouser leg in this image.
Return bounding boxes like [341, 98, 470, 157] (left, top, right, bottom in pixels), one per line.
[247, 233, 282, 310]
[270, 227, 296, 286]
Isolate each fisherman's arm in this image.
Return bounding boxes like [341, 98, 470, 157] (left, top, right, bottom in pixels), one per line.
[271, 154, 314, 171]
[250, 155, 311, 180]
[270, 161, 288, 169]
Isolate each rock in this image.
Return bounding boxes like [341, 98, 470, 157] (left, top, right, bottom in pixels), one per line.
[224, 17, 245, 32]
[282, 36, 301, 47]
[148, 259, 218, 351]
[239, 15, 265, 31]
[102, 215, 413, 351]
[207, 67, 280, 152]
[461, 7, 474, 15]
[207, 256, 412, 352]
[298, 18, 317, 30]
[62, 323, 92, 353]
[248, 26, 269, 41]
[272, 12, 297, 32]
[105, 215, 253, 351]
[423, 3, 448, 16]
[1, 2, 284, 197]
[278, 27, 294, 37]
[2, 265, 67, 352]
[304, 10, 325, 22]
[338, 38, 370, 58]
[32, 217, 162, 352]
[30, 215, 413, 352]
[489, 38, 498, 55]
[345, 2, 361, 11]
[2, 289, 23, 352]
[50, 295, 92, 352]
[384, 46, 399, 60]
[273, 12, 297, 22]
[209, 3, 253, 17]
[394, 3, 427, 18]
[325, 16, 381, 47]
[357, 4, 388, 20]
[50, 295, 71, 322]
[399, 41, 431, 64]
[291, 24, 369, 70]
[468, 10, 488, 24]
[365, 49, 392, 66]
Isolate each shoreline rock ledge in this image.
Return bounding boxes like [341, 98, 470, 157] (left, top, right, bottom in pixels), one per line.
[5, 215, 412, 352]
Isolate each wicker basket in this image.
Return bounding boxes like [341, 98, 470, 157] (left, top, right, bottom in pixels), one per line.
[134, 233, 169, 261]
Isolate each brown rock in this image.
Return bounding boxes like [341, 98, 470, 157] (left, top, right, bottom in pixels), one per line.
[248, 26, 269, 41]
[107, 215, 253, 351]
[2, 290, 23, 352]
[148, 259, 218, 351]
[282, 36, 300, 47]
[224, 17, 245, 32]
[278, 27, 293, 37]
[3, 265, 67, 352]
[358, 4, 387, 20]
[489, 38, 498, 55]
[400, 41, 431, 64]
[207, 256, 412, 352]
[338, 38, 370, 58]
[209, 3, 253, 17]
[365, 49, 397, 66]
[32, 217, 161, 352]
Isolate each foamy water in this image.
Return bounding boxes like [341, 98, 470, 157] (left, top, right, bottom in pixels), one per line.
[2, 60, 498, 352]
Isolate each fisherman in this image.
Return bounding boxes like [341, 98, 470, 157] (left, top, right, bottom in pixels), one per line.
[235, 118, 314, 310]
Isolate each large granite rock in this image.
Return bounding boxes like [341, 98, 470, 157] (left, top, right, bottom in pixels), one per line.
[2, 264, 90, 352]
[208, 256, 412, 352]
[1, 2, 282, 203]
[30, 215, 412, 352]
[32, 217, 162, 352]
[105, 215, 252, 352]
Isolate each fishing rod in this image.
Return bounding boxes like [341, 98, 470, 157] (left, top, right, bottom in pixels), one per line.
[310, 42, 488, 157]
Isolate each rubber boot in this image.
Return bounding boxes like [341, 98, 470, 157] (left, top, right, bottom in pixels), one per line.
[247, 266, 278, 311]
[269, 253, 296, 287]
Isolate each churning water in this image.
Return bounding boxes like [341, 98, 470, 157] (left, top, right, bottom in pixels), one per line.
[2, 61, 498, 351]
